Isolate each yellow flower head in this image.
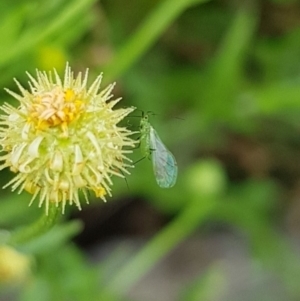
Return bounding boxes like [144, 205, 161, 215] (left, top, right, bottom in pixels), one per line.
[0, 246, 31, 284]
[0, 63, 136, 213]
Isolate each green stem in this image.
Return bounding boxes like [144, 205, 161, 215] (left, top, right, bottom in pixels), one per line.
[103, 0, 210, 83]
[0, 0, 96, 66]
[106, 197, 217, 295]
[8, 204, 60, 246]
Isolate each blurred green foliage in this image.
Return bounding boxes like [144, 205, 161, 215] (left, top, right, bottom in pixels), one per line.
[2, 0, 300, 300]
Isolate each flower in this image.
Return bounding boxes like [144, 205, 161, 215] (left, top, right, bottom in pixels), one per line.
[0, 246, 31, 283]
[0, 63, 136, 213]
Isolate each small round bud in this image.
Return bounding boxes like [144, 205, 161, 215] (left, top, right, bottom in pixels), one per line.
[185, 159, 227, 198]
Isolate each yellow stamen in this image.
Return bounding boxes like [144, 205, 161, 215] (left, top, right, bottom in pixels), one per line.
[93, 186, 106, 198]
[28, 88, 85, 131]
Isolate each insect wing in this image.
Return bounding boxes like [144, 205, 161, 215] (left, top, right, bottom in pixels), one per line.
[149, 127, 177, 188]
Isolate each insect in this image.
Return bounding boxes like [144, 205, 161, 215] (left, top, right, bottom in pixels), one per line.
[139, 113, 178, 188]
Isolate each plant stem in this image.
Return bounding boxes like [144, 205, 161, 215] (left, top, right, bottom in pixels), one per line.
[106, 197, 217, 295]
[103, 0, 210, 83]
[8, 204, 60, 246]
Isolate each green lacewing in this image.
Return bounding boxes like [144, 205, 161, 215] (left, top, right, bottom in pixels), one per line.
[139, 113, 177, 188]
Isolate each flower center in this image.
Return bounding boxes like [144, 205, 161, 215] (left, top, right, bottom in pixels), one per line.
[28, 87, 85, 132]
